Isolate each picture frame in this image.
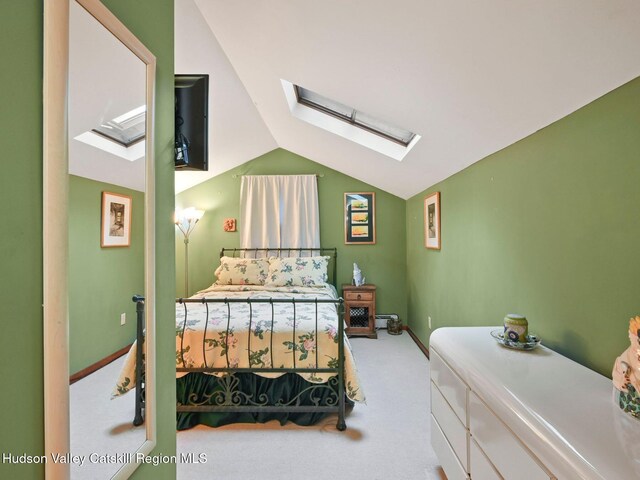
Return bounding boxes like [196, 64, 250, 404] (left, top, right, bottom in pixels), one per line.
[424, 191, 440, 250]
[344, 192, 376, 244]
[101, 191, 132, 248]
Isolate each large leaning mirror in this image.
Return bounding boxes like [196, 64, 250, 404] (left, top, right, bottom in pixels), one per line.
[44, 0, 156, 479]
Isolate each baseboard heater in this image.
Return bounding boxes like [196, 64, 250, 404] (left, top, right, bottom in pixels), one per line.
[375, 314, 399, 329]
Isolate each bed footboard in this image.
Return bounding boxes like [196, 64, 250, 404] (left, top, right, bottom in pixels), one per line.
[176, 297, 347, 431]
[132, 296, 348, 430]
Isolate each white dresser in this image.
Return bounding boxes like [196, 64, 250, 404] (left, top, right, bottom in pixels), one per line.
[429, 327, 640, 480]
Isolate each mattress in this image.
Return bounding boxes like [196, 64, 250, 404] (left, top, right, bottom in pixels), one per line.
[113, 283, 365, 404]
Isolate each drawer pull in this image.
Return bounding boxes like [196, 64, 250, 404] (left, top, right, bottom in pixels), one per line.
[344, 291, 373, 301]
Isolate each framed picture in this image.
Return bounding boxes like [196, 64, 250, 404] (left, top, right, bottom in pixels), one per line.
[424, 192, 440, 250]
[101, 191, 132, 248]
[344, 192, 376, 244]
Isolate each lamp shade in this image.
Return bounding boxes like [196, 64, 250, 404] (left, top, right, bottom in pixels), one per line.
[174, 207, 205, 298]
[175, 207, 205, 224]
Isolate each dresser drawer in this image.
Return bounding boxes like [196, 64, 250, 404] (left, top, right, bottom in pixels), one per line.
[431, 349, 468, 425]
[431, 414, 469, 480]
[470, 438, 502, 480]
[469, 393, 552, 480]
[431, 381, 468, 470]
[344, 291, 373, 301]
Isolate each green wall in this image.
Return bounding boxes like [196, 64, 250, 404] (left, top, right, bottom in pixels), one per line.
[102, 0, 177, 478]
[176, 148, 408, 320]
[406, 76, 640, 377]
[68, 176, 144, 374]
[0, 1, 44, 478]
[0, 1, 176, 479]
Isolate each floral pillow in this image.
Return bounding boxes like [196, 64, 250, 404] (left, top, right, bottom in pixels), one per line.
[214, 257, 269, 285]
[265, 256, 329, 287]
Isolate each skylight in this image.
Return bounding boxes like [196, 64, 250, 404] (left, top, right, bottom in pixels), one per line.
[281, 80, 420, 161]
[74, 105, 146, 161]
[92, 105, 146, 147]
[295, 86, 416, 146]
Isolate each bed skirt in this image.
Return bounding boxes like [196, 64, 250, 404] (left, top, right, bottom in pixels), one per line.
[176, 372, 353, 430]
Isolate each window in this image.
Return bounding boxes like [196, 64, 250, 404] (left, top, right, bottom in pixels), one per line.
[240, 175, 320, 249]
[281, 80, 420, 161]
[92, 105, 146, 147]
[73, 105, 146, 161]
[295, 86, 416, 146]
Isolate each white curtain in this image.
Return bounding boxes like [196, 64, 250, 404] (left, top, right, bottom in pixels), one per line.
[240, 175, 320, 250]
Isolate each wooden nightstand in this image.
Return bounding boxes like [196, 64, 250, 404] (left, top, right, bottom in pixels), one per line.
[342, 284, 377, 338]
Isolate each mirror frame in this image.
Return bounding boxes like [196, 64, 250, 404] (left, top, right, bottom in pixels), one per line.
[44, 0, 156, 478]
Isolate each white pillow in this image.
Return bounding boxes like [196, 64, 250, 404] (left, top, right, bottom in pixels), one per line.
[214, 257, 269, 285]
[265, 256, 329, 287]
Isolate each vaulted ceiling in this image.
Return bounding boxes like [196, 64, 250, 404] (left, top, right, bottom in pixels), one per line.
[176, 0, 640, 199]
[69, 0, 146, 191]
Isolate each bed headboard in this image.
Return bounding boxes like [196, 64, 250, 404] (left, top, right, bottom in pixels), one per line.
[219, 247, 339, 288]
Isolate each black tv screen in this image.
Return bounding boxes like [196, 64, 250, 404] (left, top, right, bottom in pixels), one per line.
[175, 74, 208, 170]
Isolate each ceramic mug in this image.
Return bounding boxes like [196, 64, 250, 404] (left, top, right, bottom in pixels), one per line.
[504, 314, 528, 343]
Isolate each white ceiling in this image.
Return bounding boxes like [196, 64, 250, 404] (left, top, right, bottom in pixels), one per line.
[174, 0, 277, 194]
[177, 0, 640, 199]
[69, 1, 147, 192]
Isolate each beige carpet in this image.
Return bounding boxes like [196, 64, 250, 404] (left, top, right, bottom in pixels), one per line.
[177, 330, 445, 480]
[70, 355, 146, 479]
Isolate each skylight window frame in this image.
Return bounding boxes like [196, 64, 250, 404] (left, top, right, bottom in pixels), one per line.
[90, 105, 147, 148]
[293, 85, 415, 147]
[90, 127, 145, 148]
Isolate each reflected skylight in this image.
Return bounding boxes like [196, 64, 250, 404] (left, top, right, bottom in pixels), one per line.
[92, 105, 146, 147]
[74, 105, 146, 162]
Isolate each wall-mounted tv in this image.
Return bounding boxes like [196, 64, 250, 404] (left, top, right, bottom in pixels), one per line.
[175, 74, 208, 170]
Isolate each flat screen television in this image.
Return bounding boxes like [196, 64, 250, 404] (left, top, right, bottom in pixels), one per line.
[175, 74, 208, 170]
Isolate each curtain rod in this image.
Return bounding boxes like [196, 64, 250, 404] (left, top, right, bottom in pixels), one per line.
[232, 174, 325, 179]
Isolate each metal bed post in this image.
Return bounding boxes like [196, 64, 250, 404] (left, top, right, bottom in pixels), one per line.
[337, 300, 346, 431]
[333, 248, 337, 290]
[132, 295, 145, 426]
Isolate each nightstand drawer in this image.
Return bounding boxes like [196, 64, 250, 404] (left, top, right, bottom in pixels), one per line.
[344, 291, 373, 301]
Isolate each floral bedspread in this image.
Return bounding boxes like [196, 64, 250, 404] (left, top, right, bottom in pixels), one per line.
[113, 284, 365, 402]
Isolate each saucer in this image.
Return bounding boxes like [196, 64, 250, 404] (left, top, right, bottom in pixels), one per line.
[490, 329, 541, 350]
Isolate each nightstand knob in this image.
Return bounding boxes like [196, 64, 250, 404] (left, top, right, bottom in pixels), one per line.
[357, 294, 362, 300]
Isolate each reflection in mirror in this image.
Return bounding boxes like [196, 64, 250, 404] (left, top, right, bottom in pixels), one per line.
[68, 1, 146, 478]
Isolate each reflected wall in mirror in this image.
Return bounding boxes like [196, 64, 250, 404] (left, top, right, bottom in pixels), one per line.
[44, 0, 156, 478]
[68, 1, 146, 478]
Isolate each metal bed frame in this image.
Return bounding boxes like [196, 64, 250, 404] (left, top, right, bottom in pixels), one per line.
[132, 247, 348, 430]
